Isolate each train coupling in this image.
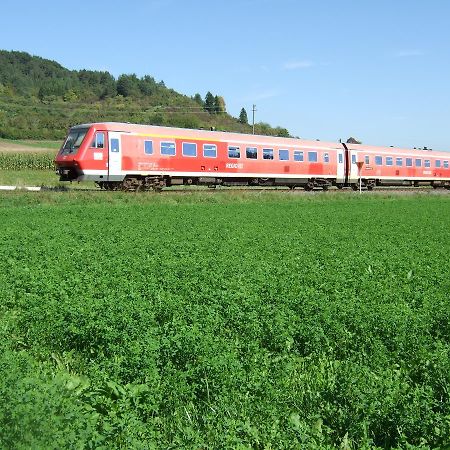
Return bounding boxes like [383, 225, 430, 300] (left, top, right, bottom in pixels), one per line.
[56, 167, 78, 181]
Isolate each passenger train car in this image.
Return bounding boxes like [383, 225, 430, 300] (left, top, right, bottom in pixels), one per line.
[54, 122, 450, 191]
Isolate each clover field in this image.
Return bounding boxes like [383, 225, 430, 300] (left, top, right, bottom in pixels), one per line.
[0, 192, 449, 449]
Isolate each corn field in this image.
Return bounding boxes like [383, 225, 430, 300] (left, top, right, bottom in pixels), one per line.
[0, 152, 55, 170]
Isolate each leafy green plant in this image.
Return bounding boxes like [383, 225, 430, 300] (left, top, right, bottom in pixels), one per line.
[0, 194, 449, 448]
[0, 152, 55, 170]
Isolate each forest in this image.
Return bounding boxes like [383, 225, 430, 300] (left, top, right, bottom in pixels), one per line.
[0, 50, 289, 140]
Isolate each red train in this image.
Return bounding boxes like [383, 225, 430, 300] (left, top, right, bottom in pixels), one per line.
[55, 122, 450, 191]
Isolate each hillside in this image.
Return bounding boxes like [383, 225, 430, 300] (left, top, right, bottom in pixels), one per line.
[0, 50, 289, 140]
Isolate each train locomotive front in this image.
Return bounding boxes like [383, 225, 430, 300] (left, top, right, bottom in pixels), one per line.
[55, 124, 109, 184]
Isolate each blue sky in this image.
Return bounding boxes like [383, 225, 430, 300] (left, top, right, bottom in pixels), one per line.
[1, 0, 450, 150]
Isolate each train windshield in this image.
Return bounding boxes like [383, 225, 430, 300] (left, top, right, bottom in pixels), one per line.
[61, 128, 88, 154]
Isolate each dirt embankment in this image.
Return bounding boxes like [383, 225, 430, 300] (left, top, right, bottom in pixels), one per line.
[0, 141, 58, 153]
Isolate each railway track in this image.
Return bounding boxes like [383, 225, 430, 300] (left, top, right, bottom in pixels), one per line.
[1, 185, 449, 194]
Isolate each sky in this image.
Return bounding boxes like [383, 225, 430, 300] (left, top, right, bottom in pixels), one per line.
[1, 0, 450, 150]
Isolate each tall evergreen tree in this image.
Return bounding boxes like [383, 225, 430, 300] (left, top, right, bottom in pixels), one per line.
[193, 93, 204, 106]
[204, 91, 215, 113]
[239, 108, 248, 124]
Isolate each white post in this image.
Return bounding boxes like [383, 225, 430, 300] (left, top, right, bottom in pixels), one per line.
[356, 161, 364, 194]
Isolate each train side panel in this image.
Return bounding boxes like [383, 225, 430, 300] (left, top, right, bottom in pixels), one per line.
[119, 130, 340, 187]
[346, 143, 450, 188]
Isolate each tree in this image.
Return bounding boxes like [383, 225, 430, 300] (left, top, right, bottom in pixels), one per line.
[214, 96, 226, 114]
[116, 74, 139, 97]
[193, 93, 203, 106]
[98, 72, 117, 99]
[63, 90, 78, 102]
[275, 127, 289, 137]
[139, 75, 156, 96]
[239, 108, 248, 124]
[204, 91, 215, 113]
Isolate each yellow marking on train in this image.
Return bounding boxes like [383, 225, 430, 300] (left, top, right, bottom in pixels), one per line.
[134, 133, 219, 142]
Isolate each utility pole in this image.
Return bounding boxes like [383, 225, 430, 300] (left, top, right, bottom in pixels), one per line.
[252, 104, 257, 134]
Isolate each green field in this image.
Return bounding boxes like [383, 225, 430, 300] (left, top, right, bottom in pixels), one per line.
[0, 169, 59, 187]
[0, 192, 449, 449]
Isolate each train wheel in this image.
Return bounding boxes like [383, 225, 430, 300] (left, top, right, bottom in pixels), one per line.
[152, 180, 165, 192]
[121, 179, 133, 191]
[104, 182, 116, 191]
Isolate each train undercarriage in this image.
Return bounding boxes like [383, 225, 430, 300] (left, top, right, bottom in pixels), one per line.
[94, 175, 336, 192]
[59, 169, 450, 192]
[93, 175, 450, 192]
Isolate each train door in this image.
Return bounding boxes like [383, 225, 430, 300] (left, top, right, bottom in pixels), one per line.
[336, 148, 345, 184]
[348, 150, 359, 183]
[108, 132, 122, 180]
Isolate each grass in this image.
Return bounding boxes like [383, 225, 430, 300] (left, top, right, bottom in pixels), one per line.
[0, 169, 55, 186]
[0, 192, 449, 449]
[0, 169, 77, 187]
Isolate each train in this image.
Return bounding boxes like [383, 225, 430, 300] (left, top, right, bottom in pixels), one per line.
[54, 122, 450, 191]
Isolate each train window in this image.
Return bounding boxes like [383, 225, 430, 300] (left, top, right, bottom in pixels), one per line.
[228, 146, 240, 158]
[415, 159, 422, 167]
[161, 142, 176, 156]
[294, 150, 304, 162]
[386, 157, 393, 166]
[364, 155, 370, 164]
[444, 161, 449, 168]
[324, 153, 329, 163]
[111, 138, 119, 153]
[182, 142, 197, 157]
[435, 160, 441, 168]
[424, 160, 431, 168]
[351, 154, 356, 164]
[375, 156, 383, 165]
[279, 149, 289, 161]
[91, 132, 105, 148]
[246, 147, 258, 159]
[144, 140, 153, 155]
[396, 157, 403, 166]
[203, 144, 217, 158]
[308, 151, 318, 162]
[338, 153, 343, 164]
[406, 158, 413, 167]
[263, 148, 274, 160]
[62, 128, 88, 154]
